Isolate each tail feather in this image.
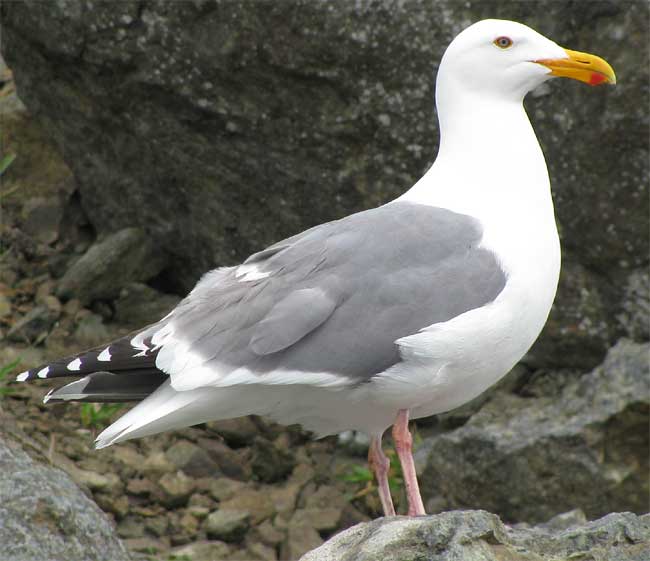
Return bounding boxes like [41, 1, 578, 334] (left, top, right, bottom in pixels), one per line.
[44, 371, 168, 403]
[15, 327, 160, 383]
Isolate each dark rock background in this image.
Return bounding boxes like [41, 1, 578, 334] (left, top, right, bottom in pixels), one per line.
[1, 1, 648, 560]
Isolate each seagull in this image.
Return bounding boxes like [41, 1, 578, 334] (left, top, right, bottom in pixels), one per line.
[16, 19, 615, 517]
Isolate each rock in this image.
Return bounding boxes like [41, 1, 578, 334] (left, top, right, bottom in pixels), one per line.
[0, 422, 130, 561]
[207, 416, 260, 447]
[94, 493, 130, 520]
[299, 510, 650, 561]
[6, 305, 59, 343]
[122, 536, 166, 554]
[203, 509, 251, 543]
[116, 515, 145, 540]
[197, 437, 248, 479]
[114, 282, 180, 328]
[21, 196, 65, 245]
[220, 487, 276, 525]
[72, 468, 122, 494]
[55, 227, 164, 304]
[169, 540, 231, 561]
[158, 471, 195, 507]
[2, 2, 647, 368]
[250, 436, 296, 483]
[165, 439, 220, 478]
[282, 521, 323, 560]
[141, 451, 176, 476]
[618, 269, 650, 341]
[420, 340, 650, 523]
[208, 477, 246, 502]
[72, 311, 111, 348]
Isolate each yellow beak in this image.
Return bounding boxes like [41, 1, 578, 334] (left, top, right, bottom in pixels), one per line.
[535, 48, 616, 86]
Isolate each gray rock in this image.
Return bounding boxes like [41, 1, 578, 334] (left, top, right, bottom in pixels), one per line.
[420, 340, 650, 523]
[203, 509, 250, 543]
[197, 437, 247, 479]
[3, 2, 647, 368]
[56, 227, 164, 304]
[157, 470, 195, 507]
[300, 510, 650, 561]
[0, 422, 130, 561]
[21, 195, 65, 245]
[165, 439, 220, 478]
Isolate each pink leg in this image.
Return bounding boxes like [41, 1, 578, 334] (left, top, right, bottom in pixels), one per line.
[392, 409, 426, 516]
[368, 434, 396, 516]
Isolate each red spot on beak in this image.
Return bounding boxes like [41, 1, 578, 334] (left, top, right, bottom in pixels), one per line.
[589, 72, 607, 86]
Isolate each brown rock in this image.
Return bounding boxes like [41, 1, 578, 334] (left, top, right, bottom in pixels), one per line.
[203, 509, 251, 543]
[158, 471, 195, 507]
[169, 540, 231, 561]
[208, 477, 246, 502]
[281, 521, 323, 560]
[220, 487, 276, 525]
[165, 439, 220, 478]
[207, 417, 260, 447]
[198, 437, 248, 479]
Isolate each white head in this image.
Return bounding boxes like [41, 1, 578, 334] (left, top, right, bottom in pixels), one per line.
[437, 19, 615, 103]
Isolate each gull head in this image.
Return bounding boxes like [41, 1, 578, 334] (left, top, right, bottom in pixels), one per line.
[437, 19, 616, 102]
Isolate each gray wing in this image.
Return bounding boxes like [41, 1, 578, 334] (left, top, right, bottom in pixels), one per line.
[142, 201, 506, 390]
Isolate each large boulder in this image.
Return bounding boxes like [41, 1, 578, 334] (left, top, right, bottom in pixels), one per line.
[300, 510, 650, 561]
[419, 339, 650, 523]
[1, 1, 648, 368]
[0, 418, 130, 561]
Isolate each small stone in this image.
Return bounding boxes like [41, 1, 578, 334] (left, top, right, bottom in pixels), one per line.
[165, 439, 220, 478]
[255, 519, 285, 547]
[250, 437, 296, 483]
[207, 416, 260, 446]
[74, 469, 122, 494]
[113, 446, 147, 473]
[203, 509, 250, 543]
[169, 540, 231, 561]
[126, 477, 157, 497]
[142, 451, 175, 475]
[220, 487, 275, 524]
[270, 482, 302, 519]
[179, 511, 200, 536]
[158, 471, 195, 507]
[198, 437, 247, 478]
[117, 515, 145, 539]
[245, 541, 278, 561]
[291, 507, 342, 532]
[187, 505, 211, 520]
[73, 312, 110, 348]
[94, 493, 130, 519]
[144, 515, 169, 537]
[208, 477, 246, 502]
[281, 521, 323, 560]
[56, 227, 165, 304]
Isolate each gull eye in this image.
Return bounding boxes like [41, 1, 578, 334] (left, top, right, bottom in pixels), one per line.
[494, 36, 513, 49]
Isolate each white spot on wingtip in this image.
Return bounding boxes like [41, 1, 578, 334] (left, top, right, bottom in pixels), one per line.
[43, 389, 54, 404]
[97, 347, 111, 361]
[37, 366, 50, 378]
[15, 371, 30, 382]
[67, 358, 82, 371]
